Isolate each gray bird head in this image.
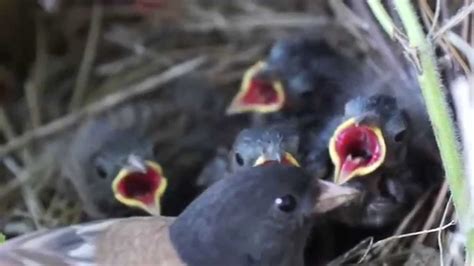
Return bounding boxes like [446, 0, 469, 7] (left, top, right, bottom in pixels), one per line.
[66, 119, 167, 217]
[170, 164, 359, 266]
[329, 94, 410, 184]
[231, 125, 300, 172]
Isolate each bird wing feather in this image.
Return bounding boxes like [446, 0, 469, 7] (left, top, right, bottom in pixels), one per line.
[0, 219, 119, 266]
[0, 217, 179, 266]
[96, 216, 183, 265]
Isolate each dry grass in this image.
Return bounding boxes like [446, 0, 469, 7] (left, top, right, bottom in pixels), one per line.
[0, 0, 472, 265]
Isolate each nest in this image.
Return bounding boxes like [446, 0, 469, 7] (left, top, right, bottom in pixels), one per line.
[0, 0, 472, 265]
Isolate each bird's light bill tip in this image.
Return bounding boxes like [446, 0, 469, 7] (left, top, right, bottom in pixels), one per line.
[283, 152, 300, 167]
[313, 180, 360, 214]
[253, 155, 267, 167]
[253, 153, 300, 167]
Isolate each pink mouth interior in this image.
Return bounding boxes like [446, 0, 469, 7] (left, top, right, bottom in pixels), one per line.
[117, 167, 161, 205]
[334, 125, 382, 175]
[241, 79, 280, 106]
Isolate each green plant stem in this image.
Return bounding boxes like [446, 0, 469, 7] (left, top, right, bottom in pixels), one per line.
[393, 0, 468, 216]
[368, 0, 473, 261]
[367, 0, 396, 37]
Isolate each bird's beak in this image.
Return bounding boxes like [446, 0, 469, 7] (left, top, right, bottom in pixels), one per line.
[329, 117, 386, 185]
[253, 152, 300, 167]
[226, 61, 285, 115]
[112, 156, 167, 215]
[313, 179, 360, 214]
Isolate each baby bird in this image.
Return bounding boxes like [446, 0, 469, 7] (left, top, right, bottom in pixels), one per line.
[62, 102, 173, 219]
[62, 73, 235, 218]
[196, 123, 301, 189]
[226, 27, 370, 118]
[327, 94, 436, 227]
[231, 123, 301, 170]
[0, 164, 359, 266]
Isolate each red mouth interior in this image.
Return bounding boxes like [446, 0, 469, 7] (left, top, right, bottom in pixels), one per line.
[334, 125, 382, 175]
[241, 79, 281, 106]
[117, 167, 161, 205]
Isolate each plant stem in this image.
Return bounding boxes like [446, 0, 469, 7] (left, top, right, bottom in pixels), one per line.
[367, 0, 396, 37]
[393, 0, 468, 216]
[368, 0, 473, 261]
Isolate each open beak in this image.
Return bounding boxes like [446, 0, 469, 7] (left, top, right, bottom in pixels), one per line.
[313, 179, 360, 214]
[253, 152, 300, 167]
[112, 156, 167, 215]
[329, 118, 386, 185]
[226, 61, 285, 115]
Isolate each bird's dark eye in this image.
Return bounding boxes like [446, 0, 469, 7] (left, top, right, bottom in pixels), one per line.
[235, 152, 244, 166]
[275, 194, 297, 212]
[394, 129, 406, 142]
[96, 165, 107, 179]
[152, 143, 160, 157]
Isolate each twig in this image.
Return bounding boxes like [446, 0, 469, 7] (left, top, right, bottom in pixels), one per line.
[0, 108, 37, 198]
[357, 238, 375, 263]
[103, 25, 163, 61]
[366, 0, 408, 45]
[446, 31, 474, 70]
[418, 0, 434, 37]
[2, 157, 44, 230]
[471, 6, 474, 49]
[415, 181, 449, 245]
[347, 220, 456, 264]
[366, 0, 398, 38]
[330, 0, 369, 31]
[419, 0, 471, 75]
[0, 108, 32, 164]
[0, 161, 45, 198]
[96, 55, 147, 77]
[327, 238, 374, 265]
[433, 3, 474, 40]
[380, 189, 432, 257]
[439, 196, 453, 266]
[0, 56, 207, 157]
[0, 108, 16, 140]
[182, 13, 329, 32]
[68, 3, 104, 111]
[427, 0, 441, 37]
[26, 15, 48, 128]
[461, 0, 470, 41]
[373, 220, 456, 248]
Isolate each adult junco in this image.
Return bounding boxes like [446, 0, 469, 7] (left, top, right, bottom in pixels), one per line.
[0, 164, 359, 265]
